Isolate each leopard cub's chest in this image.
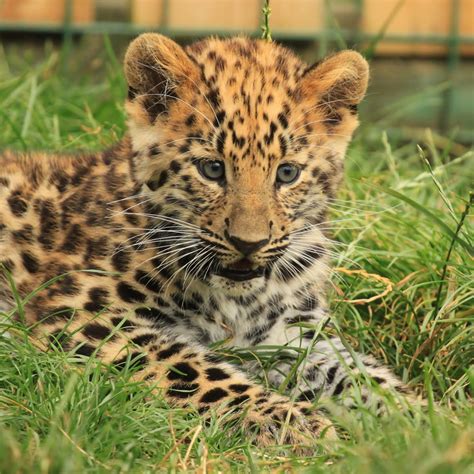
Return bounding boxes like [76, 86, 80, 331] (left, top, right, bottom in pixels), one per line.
[164, 281, 306, 347]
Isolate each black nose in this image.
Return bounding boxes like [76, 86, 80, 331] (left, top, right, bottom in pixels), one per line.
[226, 233, 269, 256]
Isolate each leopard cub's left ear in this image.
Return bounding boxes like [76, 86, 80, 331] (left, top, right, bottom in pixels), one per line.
[300, 50, 369, 108]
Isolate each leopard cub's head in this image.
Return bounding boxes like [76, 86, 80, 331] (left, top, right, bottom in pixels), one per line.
[124, 34, 368, 292]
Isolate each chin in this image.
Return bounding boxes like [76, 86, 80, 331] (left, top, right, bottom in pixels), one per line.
[209, 274, 267, 296]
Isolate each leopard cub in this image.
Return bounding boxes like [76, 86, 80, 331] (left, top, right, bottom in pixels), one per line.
[0, 34, 411, 449]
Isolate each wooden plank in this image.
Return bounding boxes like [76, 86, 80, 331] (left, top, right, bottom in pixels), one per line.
[132, 0, 260, 29]
[270, 0, 324, 32]
[363, 0, 474, 57]
[131, 0, 323, 32]
[168, 0, 260, 30]
[0, 0, 95, 24]
[131, 0, 163, 26]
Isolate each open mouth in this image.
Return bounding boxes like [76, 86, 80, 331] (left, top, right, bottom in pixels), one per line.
[215, 259, 265, 282]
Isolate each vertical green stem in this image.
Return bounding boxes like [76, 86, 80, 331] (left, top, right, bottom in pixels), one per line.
[432, 192, 473, 316]
[261, 0, 272, 41]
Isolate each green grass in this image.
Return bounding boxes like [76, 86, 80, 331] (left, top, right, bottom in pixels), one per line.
[0, 40, 473, 473]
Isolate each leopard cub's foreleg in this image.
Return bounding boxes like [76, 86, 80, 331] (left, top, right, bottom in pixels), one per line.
[72, 324, 336, 448]
[260, 318, 416, 412]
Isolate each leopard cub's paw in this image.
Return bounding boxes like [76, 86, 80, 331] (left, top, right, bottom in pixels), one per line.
[241, 394, 336, 451]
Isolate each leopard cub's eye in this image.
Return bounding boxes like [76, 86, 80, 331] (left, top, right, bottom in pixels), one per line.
[197, 160, 225, 181]
[276, 163, 301, 185]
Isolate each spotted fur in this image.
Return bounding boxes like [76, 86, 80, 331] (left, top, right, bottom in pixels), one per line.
[0, 34, 413, 449]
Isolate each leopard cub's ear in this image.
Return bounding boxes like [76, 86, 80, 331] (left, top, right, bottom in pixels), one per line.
[124, 33, 198, 121]
[300, 50, 369, 109]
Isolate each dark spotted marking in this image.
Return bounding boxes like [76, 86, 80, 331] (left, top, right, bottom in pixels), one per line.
[279, 135, 287, 156]
[167, 362, 199, 383]
[43, 306, 75, 323]
[7, 192, 28, 217]
[228, 394, 250, 407]
[216, 130, 227, 155]
[111, 317, 136, 332]
[48, 330, 70, 349]
[84, 237, 109, 260]
[298, 389, 319, 402]
[113, 352, 148, 371]
[36, 199, 58, 250]
[12, 225, 34, 244]
[83, 323, 112, 340]
[205, 367, 230, 381]
[131, 333, 156, 347]
[215, 56, 227, 72]
[117, 282, 146, 303]
[277, 112, 289, 129]
[148, 171, 168, 191]
[149, 145, 161, 156]
[47, 274, 80, 298]
[21, 251, 39, 273]
[127, 86, 138, 101]
[185, 114, 196, 127]
[112, 249, 131, 272]
[229, 384, 251, 394]
[170, 292, 200, 313]
[214, 110, 226, 126]
[326, 365, 338, 384]
[156, 342, 186, 360]
[200, 387, 228, 404]
[264, 122, 278, 145]
[71, 165, 89, 186]
[102, 147, 116, 165]
[333, 377, 347, 396]
[0, 259, 15, 272]
[75, 343, 96, 357]
[84, 287, 109, 313]
[169, 160, 181, 174]
[135, 270, 162, 294]
[135, 306, 174, 325]
[178, 143, 190, 154]
[207, 88, 220, 109]
[168, 382, 199, 399]
[231, 131, 245, 149]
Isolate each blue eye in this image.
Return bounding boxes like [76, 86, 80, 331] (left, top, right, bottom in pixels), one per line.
[197, 160, 225, 181]
[276, 163, 300, 184]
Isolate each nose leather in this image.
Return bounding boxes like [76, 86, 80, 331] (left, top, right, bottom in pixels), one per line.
[225, 233, 269, 256]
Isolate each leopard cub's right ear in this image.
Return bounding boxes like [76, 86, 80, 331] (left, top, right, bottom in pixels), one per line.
[300, 50, 369, 109]
[124, 33, 198, 122]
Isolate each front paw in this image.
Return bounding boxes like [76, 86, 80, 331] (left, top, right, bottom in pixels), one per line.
[240, 394, 336, 451]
